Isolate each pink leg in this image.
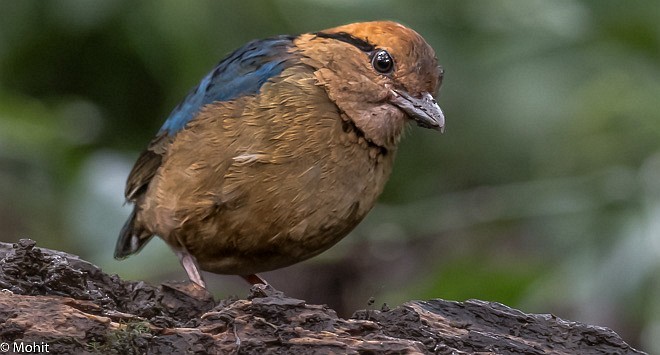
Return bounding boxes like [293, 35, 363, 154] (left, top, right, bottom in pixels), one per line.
[175, 250, 206, 288]
[242, 274, 268, 285]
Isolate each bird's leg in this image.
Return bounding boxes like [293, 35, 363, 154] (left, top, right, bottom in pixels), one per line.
[175, 250, 206, 288]
[241, 274, 268, 285]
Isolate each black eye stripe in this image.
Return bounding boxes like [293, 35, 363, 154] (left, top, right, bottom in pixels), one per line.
[314, 32, 394, 74]
[314, 32, 375, 52]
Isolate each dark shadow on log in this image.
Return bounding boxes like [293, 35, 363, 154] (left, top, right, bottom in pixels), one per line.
[0, 239, 646, 354]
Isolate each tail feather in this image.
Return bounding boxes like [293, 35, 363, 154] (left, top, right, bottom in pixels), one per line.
[115, 208, 153, 259]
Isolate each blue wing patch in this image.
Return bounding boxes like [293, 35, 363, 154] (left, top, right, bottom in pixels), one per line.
[160, 35, 296, 135]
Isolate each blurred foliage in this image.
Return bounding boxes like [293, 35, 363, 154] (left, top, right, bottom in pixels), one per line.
[1, 0, 659, 352]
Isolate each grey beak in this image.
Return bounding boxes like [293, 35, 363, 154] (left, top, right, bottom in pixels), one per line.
[389, 90, 445, 132]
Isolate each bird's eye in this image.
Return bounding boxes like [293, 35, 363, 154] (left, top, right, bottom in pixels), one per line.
[371, 49, 394, 74]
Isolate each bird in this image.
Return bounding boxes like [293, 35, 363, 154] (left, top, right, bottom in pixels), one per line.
[115, 21, 445, 288]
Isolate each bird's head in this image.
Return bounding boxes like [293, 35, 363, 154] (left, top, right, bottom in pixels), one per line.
[295, 21, 444, 151]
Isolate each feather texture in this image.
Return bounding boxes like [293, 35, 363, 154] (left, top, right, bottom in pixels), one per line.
[160, 35, 296, 136]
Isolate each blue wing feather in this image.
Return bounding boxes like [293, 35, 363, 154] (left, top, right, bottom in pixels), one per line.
[118, 36, 298, 257]
[160, 35, 296, 135]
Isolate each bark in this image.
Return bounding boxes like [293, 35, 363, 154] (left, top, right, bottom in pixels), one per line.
[0, 239, 645, 354]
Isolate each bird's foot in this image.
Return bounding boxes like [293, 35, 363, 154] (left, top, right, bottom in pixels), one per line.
[161, 280, 215, 308]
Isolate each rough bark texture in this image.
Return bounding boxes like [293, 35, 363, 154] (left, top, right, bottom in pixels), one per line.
[0, 239, 645, 354]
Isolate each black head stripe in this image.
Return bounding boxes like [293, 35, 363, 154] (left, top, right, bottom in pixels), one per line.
[314, 31, 375, 52]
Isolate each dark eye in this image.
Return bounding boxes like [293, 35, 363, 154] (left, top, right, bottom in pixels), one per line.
[371, 49, 394, 74]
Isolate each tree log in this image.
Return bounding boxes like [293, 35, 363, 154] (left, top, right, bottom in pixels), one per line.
[0, 239, 645, 354]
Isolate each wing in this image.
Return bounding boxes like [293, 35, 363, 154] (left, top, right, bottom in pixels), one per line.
[160, 35, 297, 136]
[124, 35, 297, 201]
[117, 35, 298, 259]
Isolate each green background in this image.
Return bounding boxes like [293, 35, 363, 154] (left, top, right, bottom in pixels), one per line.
[1, 1, 658, 352]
